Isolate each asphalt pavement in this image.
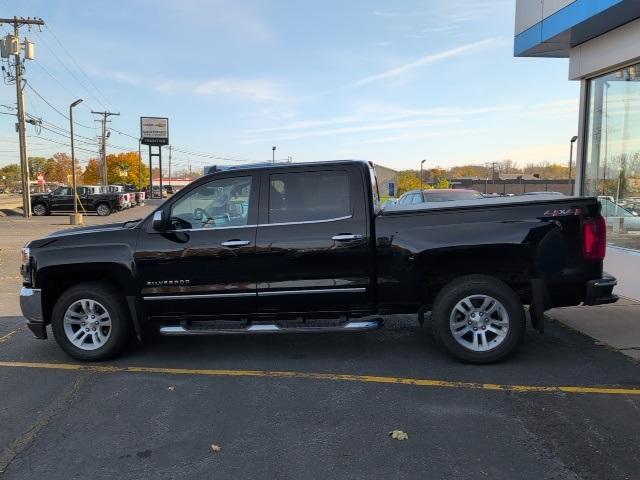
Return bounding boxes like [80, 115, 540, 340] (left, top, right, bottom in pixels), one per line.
[0, 202, 639, 479]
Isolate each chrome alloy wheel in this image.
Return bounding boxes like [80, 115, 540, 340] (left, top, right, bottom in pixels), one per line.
[449, 295, 510, 352]
[32, 203, 47, 216]
[63, 299, 112, 350]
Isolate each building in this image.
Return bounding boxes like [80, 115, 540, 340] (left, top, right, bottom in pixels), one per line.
[515, 0, 640, 300]
[373, 164, 398, 197]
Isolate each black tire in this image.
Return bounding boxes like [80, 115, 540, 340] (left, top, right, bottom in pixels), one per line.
[95, 203, 111, 216]
[431, 275, 525, 364]
[32, 202, 49, 216]
[51, 281, 131, 361]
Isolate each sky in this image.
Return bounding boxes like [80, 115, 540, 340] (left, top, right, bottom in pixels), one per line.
[0, 0, 580, 173]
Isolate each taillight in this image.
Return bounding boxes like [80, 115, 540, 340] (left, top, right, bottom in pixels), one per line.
[583, 216, 606, 260]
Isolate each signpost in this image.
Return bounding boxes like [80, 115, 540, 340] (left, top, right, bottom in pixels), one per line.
[140, 117, 169, 198]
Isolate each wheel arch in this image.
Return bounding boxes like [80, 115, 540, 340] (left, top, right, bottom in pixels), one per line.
[416, 244, 534, 308]
[37, 263, 140, 336]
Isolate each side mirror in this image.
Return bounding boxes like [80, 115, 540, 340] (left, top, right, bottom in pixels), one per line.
[152, 210, 166, 231]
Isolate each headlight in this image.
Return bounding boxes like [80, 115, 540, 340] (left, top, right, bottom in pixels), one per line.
[21, 247, 32, 285]
[21, 247, 30, 266]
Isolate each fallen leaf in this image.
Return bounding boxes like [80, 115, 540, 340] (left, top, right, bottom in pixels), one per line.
[167, 386, 175, 391]
[211, 444, 221, 453]
[389, 430, 409, 441]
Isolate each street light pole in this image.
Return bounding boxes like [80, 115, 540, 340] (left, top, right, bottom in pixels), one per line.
[420, 159, 426, 191]
[69, 99, 83, 225]
[569, 135, 578, 195]
[272, 146, 276, 164]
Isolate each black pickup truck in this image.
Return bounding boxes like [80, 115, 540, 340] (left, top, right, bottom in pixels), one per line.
[20, 160, 617, 363]
[31, 186, 125, 217]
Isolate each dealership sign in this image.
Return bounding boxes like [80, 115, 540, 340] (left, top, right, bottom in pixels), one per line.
[140, 117, 169, 145]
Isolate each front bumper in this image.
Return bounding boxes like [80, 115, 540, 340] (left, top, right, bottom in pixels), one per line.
[19, 287, 47, 339]
[584, 274, 619, 306]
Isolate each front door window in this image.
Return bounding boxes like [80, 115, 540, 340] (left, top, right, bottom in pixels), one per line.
[170, 176, 253, 230]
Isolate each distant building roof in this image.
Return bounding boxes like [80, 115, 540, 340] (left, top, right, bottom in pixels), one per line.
[498, 173, 539, 181]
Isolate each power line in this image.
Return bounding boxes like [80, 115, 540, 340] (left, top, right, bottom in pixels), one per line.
[34, 29, 106, 110]
[24, 80, 92, 128]
[45, 25, 117, 111]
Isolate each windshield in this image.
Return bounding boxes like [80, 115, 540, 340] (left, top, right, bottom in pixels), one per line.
[423, 191, 484, 202]
[602, 199, 635, 218]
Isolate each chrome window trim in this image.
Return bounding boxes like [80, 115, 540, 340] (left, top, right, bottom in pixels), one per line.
[144, 292, 256, 301]
[170, 215, 352, 232]
[258, 287, 365, 296]
[259, 214, 352, 228]
[168, 224, 257, 233]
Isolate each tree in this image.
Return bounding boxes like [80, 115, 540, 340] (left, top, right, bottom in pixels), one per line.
[448, 165, 488, 178]
[432, 177, 451, 189]
[82, 158, 101, 184]
[106, 152, 149, 187]
[396, 170, 422, 196]
[0, 163, 21, 186]
[28, 157, 47, 180]
[42, 153, 74, 183]
[496, 159, 521, 174]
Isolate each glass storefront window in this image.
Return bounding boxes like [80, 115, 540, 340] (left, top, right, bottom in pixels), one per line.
[584, 62, 640, 250]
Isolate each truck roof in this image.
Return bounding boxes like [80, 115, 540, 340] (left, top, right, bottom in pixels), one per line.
[204, 159, 372, 175]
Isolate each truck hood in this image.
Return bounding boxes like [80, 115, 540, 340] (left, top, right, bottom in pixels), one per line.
[46, 220, 141, 239]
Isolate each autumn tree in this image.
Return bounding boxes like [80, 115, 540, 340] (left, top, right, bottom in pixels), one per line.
[82, 158, 101, 184]
[396, 170, 422, 196]
[28, 157, 47, 180]
[108, 152, 149, 187]
[448, 165, 489, 178]
[42, 153, 74, 183]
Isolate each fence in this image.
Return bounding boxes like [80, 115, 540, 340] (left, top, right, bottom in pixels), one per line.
[451, 179, 576, 196]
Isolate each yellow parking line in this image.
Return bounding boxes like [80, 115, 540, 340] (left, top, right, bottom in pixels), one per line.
[0, 360, 639, 396]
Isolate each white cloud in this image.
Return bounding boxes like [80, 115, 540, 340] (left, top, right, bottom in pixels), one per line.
[345, 128, 485, 146]
[243, 118, 460, 144]
[344, 38, 501, 88]
[193, 79, 286, 103]
[100, 70, 288, 103]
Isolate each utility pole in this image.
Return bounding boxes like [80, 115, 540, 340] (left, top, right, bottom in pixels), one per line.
[138, 139, 142, 190]
[1, 17, 45, 218]
[91, 110, 120, 186]
[168, 145, 172, 192]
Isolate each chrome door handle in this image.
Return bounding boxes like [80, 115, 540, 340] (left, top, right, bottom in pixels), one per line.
[221, 240, 251, 247]
[332, 234, 363, 241]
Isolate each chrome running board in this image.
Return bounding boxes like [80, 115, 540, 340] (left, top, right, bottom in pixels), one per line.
[159, 319, 383, 336]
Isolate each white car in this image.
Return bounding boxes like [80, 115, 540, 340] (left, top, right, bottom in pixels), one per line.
[600, 198, 640, 233]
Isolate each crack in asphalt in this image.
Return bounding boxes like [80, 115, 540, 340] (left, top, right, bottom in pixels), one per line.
[0, 374, 89, 475]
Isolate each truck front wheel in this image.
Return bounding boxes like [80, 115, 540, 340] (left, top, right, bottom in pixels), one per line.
[431, 275, 525, 364]
[32, 203, 49, 216]
[51, 282, 131, 361]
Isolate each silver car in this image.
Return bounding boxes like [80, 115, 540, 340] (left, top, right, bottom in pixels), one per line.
[601, 198, 640, 232]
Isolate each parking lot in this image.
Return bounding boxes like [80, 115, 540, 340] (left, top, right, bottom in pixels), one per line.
[1, 204, 639, 479]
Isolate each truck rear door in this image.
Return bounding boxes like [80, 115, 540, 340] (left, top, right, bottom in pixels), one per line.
[253, 164, 374, 315]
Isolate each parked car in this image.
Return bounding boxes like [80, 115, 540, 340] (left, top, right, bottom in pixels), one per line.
[521, 191, 565, 196]
[381, 198, 397, 208]
[600, 198, 640, 232]
[20, 160, 616, 363]
[30, 186, 126, 216]
[397, 188, 484, 206]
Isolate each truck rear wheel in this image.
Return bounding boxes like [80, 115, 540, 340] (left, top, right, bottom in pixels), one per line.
[431, 275, 525, 364]
[95, 203, 111, 216]
[51, 282, 131, 361]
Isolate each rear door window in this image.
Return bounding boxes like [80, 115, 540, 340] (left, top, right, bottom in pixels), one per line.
[268, 171, 351, 223]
